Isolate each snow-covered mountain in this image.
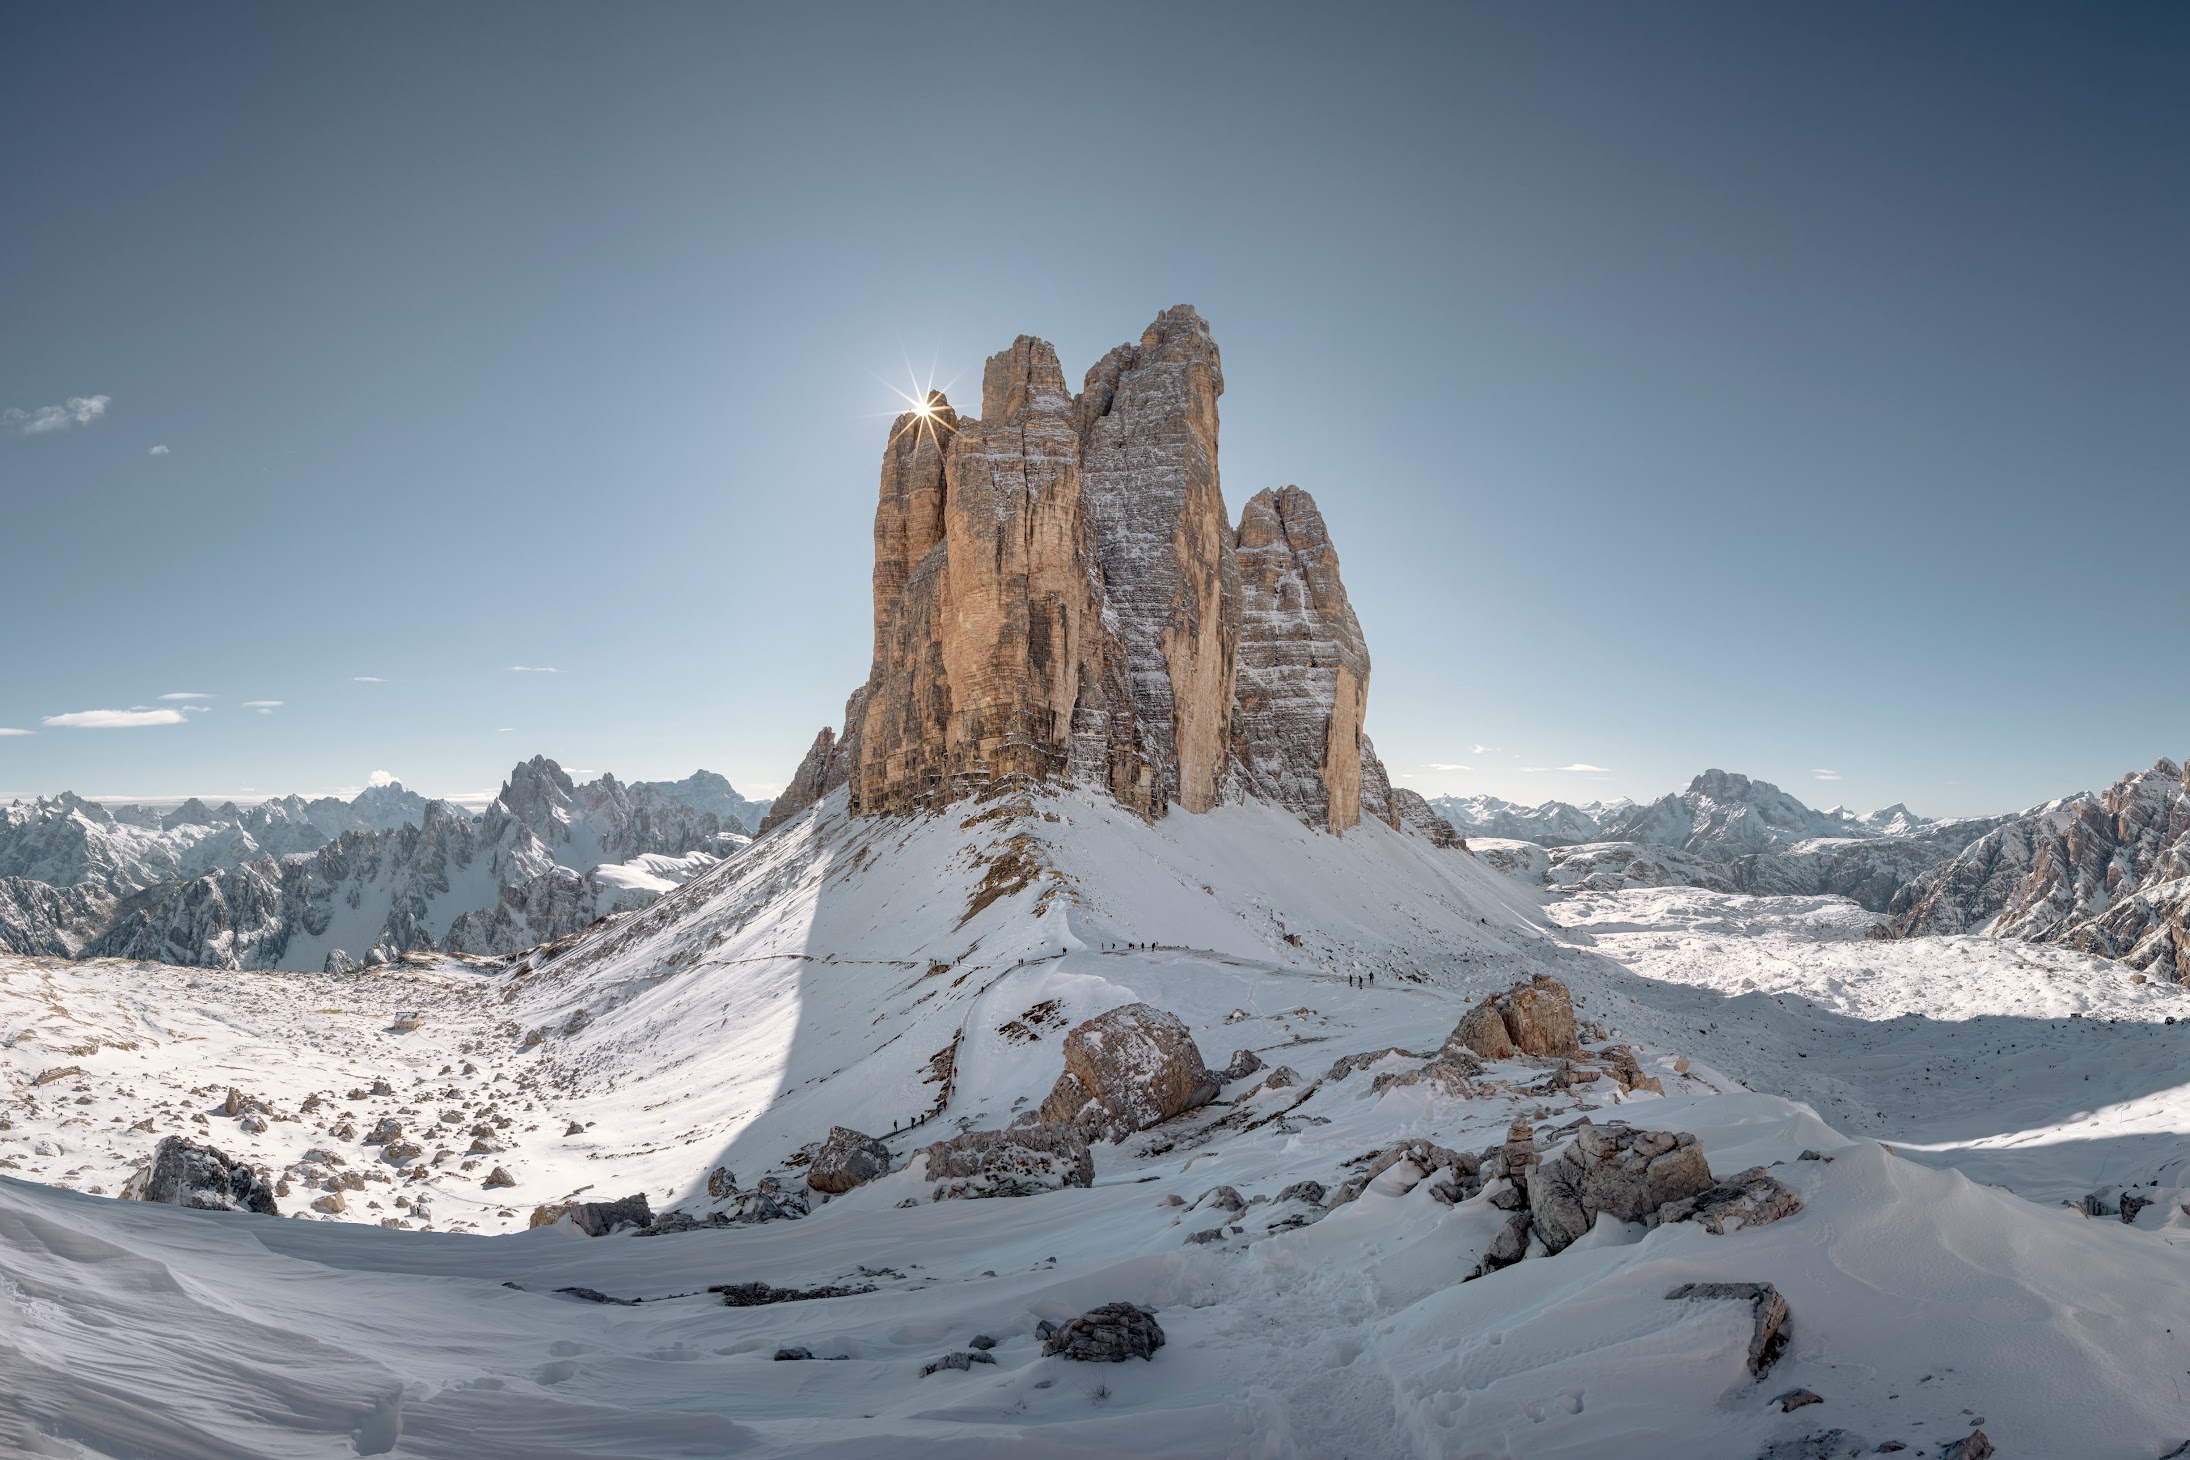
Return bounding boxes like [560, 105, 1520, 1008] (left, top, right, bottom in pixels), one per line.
[0, 761, 766, 967]
[1428, 793, 1625, 845]
[1462, 771, 2007, 912]
[1888, 757, 2190, 980]
[8, 307, 2186, 1458]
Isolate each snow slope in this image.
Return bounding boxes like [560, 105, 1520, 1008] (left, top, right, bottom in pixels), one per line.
[6, 791, 2190, 1457]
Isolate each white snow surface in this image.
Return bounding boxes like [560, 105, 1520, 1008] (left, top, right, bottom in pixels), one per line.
[6, 790, 2190, 1457]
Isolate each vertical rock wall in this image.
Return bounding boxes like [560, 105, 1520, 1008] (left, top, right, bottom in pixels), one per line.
[1078, 306, 1240, 816]
[1230, 486, 1372, 831]
[775, 306, 1448, 845]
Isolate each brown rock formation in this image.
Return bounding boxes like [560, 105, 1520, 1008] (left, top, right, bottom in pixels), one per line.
[1447, 974, 1581, 1059]
[1036, 1001, 1220, 1142]
[762, 305, 1460, 848]
[1230, 486, 1371, 831]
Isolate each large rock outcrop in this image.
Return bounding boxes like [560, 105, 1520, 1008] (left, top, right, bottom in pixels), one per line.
[919, 1123, 1094, 1200]
[1528, 1123, 1713, 1254]
[1229, 486, 1371, 830]
[769, 306, 1459, 846]
[1446, 974, 1581, 1060]
[1035, 1002, 1220, 1142]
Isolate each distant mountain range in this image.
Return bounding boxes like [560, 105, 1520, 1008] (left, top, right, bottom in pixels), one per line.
[1886, 757, 2188, 982]
[0, 760, 772, 969]
[1455, 769, 2009, 912]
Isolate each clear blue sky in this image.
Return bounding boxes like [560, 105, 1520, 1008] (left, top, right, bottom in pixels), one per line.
[2, 2, 2182, 817]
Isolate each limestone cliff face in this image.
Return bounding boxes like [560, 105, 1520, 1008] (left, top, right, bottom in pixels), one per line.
[776, 306, 1449, 847]
[1230, 486, 1371, 831]
[1078, 306, 1239, 815]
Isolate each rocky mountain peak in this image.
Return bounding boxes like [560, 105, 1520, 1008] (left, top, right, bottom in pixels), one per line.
[770, 307, 1431, 843]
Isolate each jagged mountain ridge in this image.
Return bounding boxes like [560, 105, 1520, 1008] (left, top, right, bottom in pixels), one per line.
[1466, 770, 2008, 913]
[1887, 757, 2190, 979]
[0, 761, 771, 967]
[1429, 794, 1631, 847]
[763, 305, 1459, 848]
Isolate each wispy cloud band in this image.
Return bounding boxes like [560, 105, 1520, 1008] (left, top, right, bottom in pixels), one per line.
[6, 395, 110, 435]
[43, 708, 185, 729]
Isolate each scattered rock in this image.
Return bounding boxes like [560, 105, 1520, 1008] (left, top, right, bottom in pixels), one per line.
[1192, 1185, 1246, 1214]
[311, 1191, 347, 1215]
[31, 1065, 84, 1087]
[554, 1286, 634, 1305]
[773, 1347, 813, 1362]
[1325, 1046, 1429, 1082]
[1530, 1123, 1713, 1254]
[482, 1167, 516, 1189]
[1274, 1180, 1326, 1206]
[380, 1140, 423, 1165]
[1656, 1166, 1803, 1236]
[707, 1166, 738, 1199]
[363, 1116, 403, 1146]
[1035, 1003, 1219, 1142]
[1040, 1302, 1165, 1362]
[1665, 1282, 1790, 1377]
[529, 1193, 653, 1235]
[805, 1126, 892, 1195]
[711, 1280, 877, 1307]
[1939, 1433, 1992, 1460]
[122, 1136, 279, 1216]
[968, 1334, 996, 1350]
[1752, 1433, 1868, 1460]
[1220, 1048, 1266, 1082]
[921, 1350, 997, 1376]
[921, 1123, 1094, 1200]
[1775, 1388, 1824, 1412]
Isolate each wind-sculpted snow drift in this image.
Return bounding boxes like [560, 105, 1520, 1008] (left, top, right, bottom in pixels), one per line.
[6, 310, 2190, 1458]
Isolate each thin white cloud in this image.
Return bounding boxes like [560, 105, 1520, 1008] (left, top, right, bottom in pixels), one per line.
[1426, 763, 1472, 772]
[43, 708, 186, 729]
[0, 728, 32, 737]
[5, 395, 110, 435]
[495, 727, 516, 732]
[1471, 744, 1492, 755]
[1813, 769, 1843, 781]
[1559, 763, 1611, 773]
[158, 692, 213, 701]
[367, 770, 398, 787]
[148, 444, 170, 456]
[353, 676, 385, 684]
[243, 700, 282, 714]
[508, 665, 560, 673]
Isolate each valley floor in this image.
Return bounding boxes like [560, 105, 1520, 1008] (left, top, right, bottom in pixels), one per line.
[6, 793, 2190, 1458]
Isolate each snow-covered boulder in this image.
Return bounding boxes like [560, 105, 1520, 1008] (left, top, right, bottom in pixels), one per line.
[1656, 1165, 1803, 1235]
[920, 1123, 1093, 1199]
[1034, 1002, 1219, 1142]
[1038, 1302, 1165, 1362]
[121, 1136, 279, 1215]
[528, 1192, 652, 1235]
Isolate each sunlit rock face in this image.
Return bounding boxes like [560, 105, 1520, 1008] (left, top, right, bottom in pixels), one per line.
[794, 305, 1444, 842]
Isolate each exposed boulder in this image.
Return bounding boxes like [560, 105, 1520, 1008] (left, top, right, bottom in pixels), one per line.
[528, 1192, 652, 1235]
[1220, 1048, 1266, 1082]
[1446, 974, 1580, 1060]
[122, 1136, 279, 1215]
[712, 1279, 877, 1307]
[1655, 1166, 1802, 1235]
[1039, 1302, 1165, 1362]
[1528, 1123, 1714, 1254]
[1035, 1003, 1219, 1142]
[921, 1123, 1093, 1200]
[805, 1126, 892, 1195]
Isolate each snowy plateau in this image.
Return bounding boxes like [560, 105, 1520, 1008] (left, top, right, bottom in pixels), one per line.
[7, 307, 2190, 1460]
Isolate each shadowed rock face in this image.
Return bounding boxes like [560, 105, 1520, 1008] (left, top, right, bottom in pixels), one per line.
[1078, 306, 1239, 817]
[779, 306, 1455, 844]
[1231, 485, 1371, 831]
